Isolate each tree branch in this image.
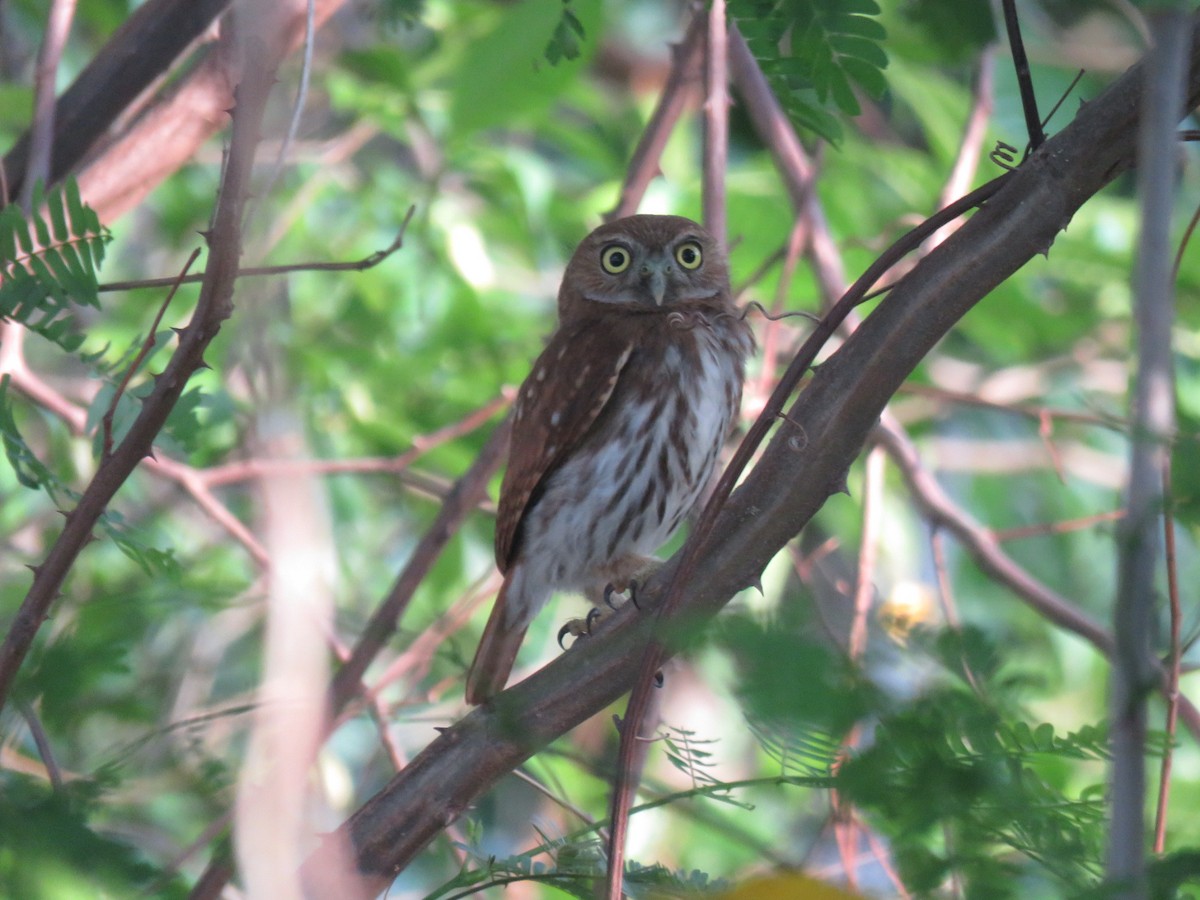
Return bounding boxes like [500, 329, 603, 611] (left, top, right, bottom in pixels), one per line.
[73, 0, 348, 224]
[605, 12, 705, 221]
[0, 38, 277, 713]
[1108, 10, 1189, 895]
[2, 0, 231, 205]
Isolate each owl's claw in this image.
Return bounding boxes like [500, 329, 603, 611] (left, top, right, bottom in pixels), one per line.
[603, 579, 642, 610]
[557, 608, 607, 649]
[654, 670, 664, 688]
[603, 584, 619, 609]
[558, 619, 585, 649]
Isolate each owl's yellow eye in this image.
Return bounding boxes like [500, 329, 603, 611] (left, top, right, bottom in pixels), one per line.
[675, 241, 703, 270]
[600, 244, 631, 274]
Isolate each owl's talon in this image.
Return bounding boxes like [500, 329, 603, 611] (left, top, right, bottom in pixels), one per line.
[558, 618, 590, 650]
[629, 579, 641, 610]
[586, 607, 604, 633]
[603, 584, 619, 609]
[654, 670, 664, 688]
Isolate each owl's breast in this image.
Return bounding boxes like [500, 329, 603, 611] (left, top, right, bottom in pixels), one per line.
[510, 312, 747, 601]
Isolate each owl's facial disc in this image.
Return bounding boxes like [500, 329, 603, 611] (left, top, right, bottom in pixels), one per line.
[582, 233, 717, 310]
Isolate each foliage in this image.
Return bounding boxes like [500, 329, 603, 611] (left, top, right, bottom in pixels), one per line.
[731, 0, 889, 141]
[1, 0, 1199, 898]
[0, 178, 109, 352]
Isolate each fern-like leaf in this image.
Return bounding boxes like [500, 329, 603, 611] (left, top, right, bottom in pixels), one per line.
[731, 0, 888, 142]
[0, 179, 111, 351]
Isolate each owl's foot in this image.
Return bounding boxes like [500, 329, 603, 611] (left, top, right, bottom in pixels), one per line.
[554, 606, 666, 687]
[559, 573, 651, 650]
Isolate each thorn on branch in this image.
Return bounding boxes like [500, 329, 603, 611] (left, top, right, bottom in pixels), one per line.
[101, 249, 199, 460]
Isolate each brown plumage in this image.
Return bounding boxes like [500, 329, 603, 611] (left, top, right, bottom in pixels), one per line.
[466, 215, 753, 704]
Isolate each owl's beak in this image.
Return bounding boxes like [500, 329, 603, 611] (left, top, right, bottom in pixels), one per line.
[641, 263, 669, 306]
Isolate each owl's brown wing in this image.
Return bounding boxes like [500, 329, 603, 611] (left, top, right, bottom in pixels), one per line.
[495, 320, 634, 571]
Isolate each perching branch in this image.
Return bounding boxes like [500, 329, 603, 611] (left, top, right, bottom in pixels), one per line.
[300, 15, 1200, 895]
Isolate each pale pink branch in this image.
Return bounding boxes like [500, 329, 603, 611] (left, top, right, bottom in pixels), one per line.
[144, 455, 270, 567]
[202, 391, 510, 488]
[606, 12, 705, 220]
[848, 445, 884, 661]
[992, 509, 1125, 542]
[702, 0, 729, 247]
[20, 0, 77, 210]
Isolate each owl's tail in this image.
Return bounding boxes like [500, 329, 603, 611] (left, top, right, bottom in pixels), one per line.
[465, 579, 529, 704]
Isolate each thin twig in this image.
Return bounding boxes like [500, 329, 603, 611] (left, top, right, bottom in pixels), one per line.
[876, 414, 1200, 744]
[202, 390, 508, 487]
[1172, 196, 1200, 280]
[17, 700, 64, 791]
[101, 248, 201, 460]
[328, 418, 511, 714]
[19, 0, 76, 210]
[748, 219, 810, 415]
[249, 0, 315, 230]
[1153, 458, 1181, 854]
[364, 571, 500, 700]
[145, 454, 271, 567]
[98, 205, 415, 292]
[897, 382, 1124, 431]
[992, 509, 1125, 542]
[927, 48, 995, 250]
[702, 0, 728, 248]
[1001, 0, 1045, 153]
[849, 445, 883, 660]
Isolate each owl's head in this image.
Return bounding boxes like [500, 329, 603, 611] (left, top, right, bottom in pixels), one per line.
[557, 215, 731, 320]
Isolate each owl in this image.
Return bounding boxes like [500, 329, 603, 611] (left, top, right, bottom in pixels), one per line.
[465, 215, 753, 703]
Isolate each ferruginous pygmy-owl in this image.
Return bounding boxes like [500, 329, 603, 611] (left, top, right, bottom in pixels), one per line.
[465, 214, 753, 704]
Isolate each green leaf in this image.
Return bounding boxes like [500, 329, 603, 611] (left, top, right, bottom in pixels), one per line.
[0, 376, 58, 490]
[729, 0, 888, 140]
[448, 0, 599, 138]
[0, 177, 111, 348]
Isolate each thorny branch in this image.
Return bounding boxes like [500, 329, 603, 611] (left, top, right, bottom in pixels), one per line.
[101, 249, 200, 460]
[0, 45, 277, 712]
